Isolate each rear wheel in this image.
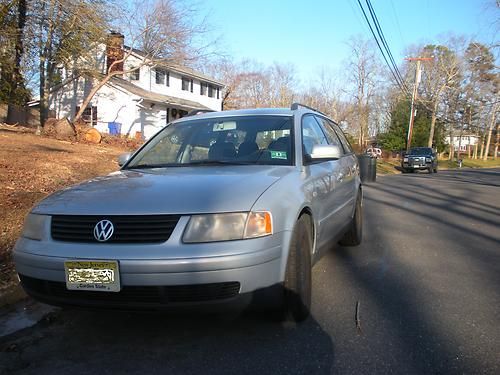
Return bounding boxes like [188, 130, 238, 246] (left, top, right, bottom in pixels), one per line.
[339, 192, 363, 246]
[276, 214, 312, 322]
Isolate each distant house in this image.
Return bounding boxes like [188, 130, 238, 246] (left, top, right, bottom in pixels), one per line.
[444, 134, 480, 152]
[48, 33, 224, 139]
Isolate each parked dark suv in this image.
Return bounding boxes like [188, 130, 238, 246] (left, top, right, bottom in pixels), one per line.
[402, 147, 438, 173]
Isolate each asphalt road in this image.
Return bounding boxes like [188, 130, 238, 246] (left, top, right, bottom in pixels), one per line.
[1, 168, 499, 375]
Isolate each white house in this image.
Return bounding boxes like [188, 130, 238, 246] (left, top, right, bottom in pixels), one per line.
[49, 33, 224, 139]
[444, 134, 480, 152]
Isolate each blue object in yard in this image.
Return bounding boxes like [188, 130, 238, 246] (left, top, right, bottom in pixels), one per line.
[108, 122, 122, 135]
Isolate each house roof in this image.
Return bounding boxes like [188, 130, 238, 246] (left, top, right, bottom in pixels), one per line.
[125, 46, 224, 87]
[109, 77, 210, 110]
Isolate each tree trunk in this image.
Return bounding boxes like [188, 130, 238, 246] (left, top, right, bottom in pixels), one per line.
[6, 0, 27, 124]
[448, 127, 454, 160]
[74, 74, 114, 123]
[494, 123, 499, 160]
[38, 53, 46, 135]
[479, 136, 485, 159]
[428, 99, 439, 148]
[483, 103, 498, 161]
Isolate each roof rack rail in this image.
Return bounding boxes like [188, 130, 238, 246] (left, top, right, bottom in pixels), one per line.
[290, 102, 326, 116]
[186, 109, 216, 117]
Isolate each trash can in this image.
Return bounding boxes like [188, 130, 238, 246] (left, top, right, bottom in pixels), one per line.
[358, 154, 377, 183]
[108, 122, 122, 135]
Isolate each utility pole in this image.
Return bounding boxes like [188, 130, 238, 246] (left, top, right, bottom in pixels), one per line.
[405, 57, 433, 151]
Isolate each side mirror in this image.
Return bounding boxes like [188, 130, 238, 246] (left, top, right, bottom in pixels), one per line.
[308, 144, 342, 161]
[118, 153, 132, 167]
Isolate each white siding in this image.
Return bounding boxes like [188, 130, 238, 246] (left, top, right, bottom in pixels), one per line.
[124, 55, 222, 111]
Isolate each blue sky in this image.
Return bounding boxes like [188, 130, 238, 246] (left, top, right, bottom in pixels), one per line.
[199, 0, 498, 82]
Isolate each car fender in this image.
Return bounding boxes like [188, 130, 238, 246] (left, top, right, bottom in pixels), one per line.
[249, 171, 316, 281]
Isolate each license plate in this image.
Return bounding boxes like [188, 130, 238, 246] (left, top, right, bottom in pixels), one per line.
[65, 260, 120, 292]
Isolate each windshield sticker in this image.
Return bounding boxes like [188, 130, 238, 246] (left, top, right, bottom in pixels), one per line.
[213, 121, 237, 131]
[270, 150, 287, 160]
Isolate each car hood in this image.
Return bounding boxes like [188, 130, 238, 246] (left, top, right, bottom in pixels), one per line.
[33, 166, 294, 215]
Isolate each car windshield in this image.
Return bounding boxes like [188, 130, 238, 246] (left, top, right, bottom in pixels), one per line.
[408, 147, 432, 155]
[125, 115, 294, 168]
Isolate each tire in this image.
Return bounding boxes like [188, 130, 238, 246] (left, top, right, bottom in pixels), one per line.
[277, 214, 312, 322]
[428, 167, 433, 174]
[339, 192, 363, 246]
[433, 165, 438, 173]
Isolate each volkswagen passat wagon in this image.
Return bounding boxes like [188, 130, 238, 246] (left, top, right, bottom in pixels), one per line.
[14, 104, 362, 322]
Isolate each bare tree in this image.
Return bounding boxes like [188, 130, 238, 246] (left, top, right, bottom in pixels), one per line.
[345, 36, 380, 147]
[29, 0, 111, 131]
[419, 44, 461, 147]
[74, 0, 216, 123]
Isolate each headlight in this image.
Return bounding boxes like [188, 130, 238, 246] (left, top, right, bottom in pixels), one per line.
[22, 214, 49, 241]
[426, 157, 431, 162]
[183, 211, 273, 243]
[403, 157, 408, 162]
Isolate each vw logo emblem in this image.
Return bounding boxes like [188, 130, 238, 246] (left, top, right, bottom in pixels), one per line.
[94, 220, 114, 242]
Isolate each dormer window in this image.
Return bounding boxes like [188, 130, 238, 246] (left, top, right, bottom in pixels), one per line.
[155, 68, 169, 86]
[130, 67, 140, 81]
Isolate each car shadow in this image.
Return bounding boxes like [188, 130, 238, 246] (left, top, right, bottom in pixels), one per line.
[1, 305, 335, 374]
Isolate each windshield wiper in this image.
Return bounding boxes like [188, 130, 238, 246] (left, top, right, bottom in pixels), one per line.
[125, 163, 184, 169]
[185, 160, 251, 166]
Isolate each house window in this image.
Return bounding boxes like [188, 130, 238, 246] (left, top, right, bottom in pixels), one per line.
[182, 77, 190, 91]
[182, 77, 194, 92]
[208, 85, 214, 98]
[200, 82, 207, 95]
[166, 71, 170, 86]
[130, 67, 140, 81]
[76, 105, 97, 127]
[155, 69, 166, 84]
[216, 87, 220, 99]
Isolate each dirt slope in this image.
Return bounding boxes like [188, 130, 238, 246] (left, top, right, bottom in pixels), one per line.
[0, 126, 131, 294]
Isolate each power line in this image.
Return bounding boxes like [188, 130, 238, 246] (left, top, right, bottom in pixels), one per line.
[365, 0, 410, 94]
[389, 0, 405, 46]
[355, 0, 409, 96]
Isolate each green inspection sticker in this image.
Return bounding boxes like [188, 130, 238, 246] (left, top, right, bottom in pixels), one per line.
[270, 150, 287, 159]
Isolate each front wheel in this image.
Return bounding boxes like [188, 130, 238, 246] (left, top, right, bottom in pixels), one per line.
[276, 214, 312, 322]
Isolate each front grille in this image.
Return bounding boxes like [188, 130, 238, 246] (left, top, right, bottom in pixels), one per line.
[51, 215, 181, 243]
[20, 275, 241, 305]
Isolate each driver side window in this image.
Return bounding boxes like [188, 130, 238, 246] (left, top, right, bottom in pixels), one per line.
[301, 115, 328, 156]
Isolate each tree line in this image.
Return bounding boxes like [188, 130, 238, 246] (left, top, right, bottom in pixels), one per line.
[0, 0, 498, 159]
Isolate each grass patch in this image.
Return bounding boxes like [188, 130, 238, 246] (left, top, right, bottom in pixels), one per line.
[438, 158, 500, 169]
[375, 157, 499, 175]
[376, 159, 401, 175]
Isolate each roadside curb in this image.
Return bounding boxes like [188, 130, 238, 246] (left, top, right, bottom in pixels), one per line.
[0, 298, 58, 340]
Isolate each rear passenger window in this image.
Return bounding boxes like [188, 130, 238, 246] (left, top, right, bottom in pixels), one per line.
[330, 122, 354, 154]
[315, 116, 344, 153]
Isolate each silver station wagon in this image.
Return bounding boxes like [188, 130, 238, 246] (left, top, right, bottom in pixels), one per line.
[14, 103, 362, 322]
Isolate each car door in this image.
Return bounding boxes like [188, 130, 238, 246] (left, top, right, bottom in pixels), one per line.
[328, 120, 358, 216]
[301, 115, 345, 251]
[314, 116, 354, 236]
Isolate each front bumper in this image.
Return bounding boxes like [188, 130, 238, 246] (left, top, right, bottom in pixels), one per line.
[13, 221, 290, 309]
[402, 161, 432, 170]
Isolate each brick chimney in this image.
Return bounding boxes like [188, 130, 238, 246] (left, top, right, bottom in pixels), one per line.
[106, 31, 124, 73]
